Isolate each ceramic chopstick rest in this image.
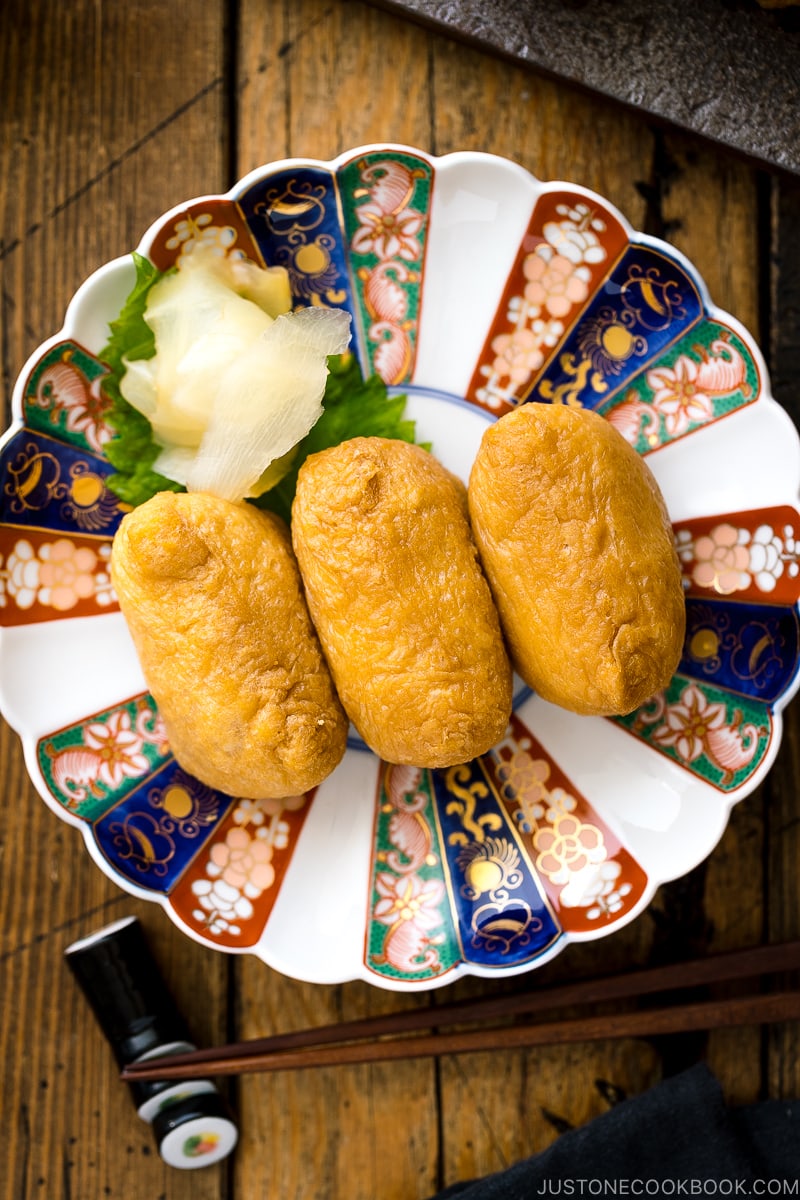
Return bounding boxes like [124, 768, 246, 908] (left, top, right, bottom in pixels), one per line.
[65, 915, 238, 1169]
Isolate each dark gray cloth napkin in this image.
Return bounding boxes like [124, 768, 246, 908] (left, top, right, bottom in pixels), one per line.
[429, 1065, 799, 1198]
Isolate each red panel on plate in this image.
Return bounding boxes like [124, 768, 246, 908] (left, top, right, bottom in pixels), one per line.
[675, 506, 800, 605]
[0, 525, 117, 625]
[465, 189, 629, 415]
[147, 199, 265, 271]
[480, 713, 647, 932]
[169, 789, 315, 949]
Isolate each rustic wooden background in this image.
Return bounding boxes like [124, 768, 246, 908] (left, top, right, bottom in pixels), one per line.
[1, 2, 798, 1198]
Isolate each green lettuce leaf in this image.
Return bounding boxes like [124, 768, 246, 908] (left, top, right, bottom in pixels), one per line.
[100, 254, 427, 518]
[103, 251, 160, 375]
[101, 253, 183, 506]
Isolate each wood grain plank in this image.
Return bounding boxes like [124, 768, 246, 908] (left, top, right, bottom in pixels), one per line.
[233, 964, 440, 1200]
[697, 802, 766, 1105]
[643, 131, 766, 1105]
[765, 171, 800, 1102]
[237, 0, 439, 172]
[426, 28, 651, 225]
[656, 135, 762, 347]
[436, 1038, 662, 1187]
[768, 174, 800, 426]
[0, 0, 228, 421]
[0, 2, 232, 1198]
[1, 906, 232, 1200]
[766, 703, 800, 1100]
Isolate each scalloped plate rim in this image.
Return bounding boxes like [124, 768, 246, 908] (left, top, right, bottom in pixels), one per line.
[2, 144, 798, 990]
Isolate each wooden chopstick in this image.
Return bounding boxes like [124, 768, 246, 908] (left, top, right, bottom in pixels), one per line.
[119, 939, 800, 1082]
[120, 989, 800, 1080]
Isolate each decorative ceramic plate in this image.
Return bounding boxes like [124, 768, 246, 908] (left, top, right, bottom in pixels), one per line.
[2, 146, 799, 991]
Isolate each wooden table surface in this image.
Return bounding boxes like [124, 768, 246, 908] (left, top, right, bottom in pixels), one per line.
[1, 2, 799, 1198]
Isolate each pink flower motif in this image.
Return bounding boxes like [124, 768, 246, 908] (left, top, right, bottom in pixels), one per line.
[38, 539, 98, 611]
[373, 872, 444, 929]
[210, 827, 275, 896]
[543, 209, 608, 266]
[5, 539, 40, 608]
[747, 525, 785, 592]
[523, 249, 591, 318]
[491, 327, 545, 384]
[652, 682, 728, 763]
[584, 862, 633, 920]
[646, 356, 714, 436]
[165, 213, 240, 260]
[84, 711, 150, 789]
[267, 792, 307, 814]
[692, 524, 751, 594]
[495, 751, 550, 807]
[351, 203, 423, 262]
[533, 815, 605, 884]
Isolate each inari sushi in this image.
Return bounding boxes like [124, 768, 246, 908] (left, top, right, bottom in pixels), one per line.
[111, 490, 348, 799]
[291, 437, 513, 768]
[468, 403, 686, 717]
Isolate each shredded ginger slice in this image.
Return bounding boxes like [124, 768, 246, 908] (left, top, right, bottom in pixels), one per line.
[119, 249, 351, 502]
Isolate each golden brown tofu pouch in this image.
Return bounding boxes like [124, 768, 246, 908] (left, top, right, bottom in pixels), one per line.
[110, 491, 348, 799]
[468, 404, 686, 717]
[291, 437, 513, 768]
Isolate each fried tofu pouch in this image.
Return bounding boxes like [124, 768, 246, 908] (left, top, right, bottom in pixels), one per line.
[110, 491, 348, 799]
[291, 437, 513, 768]
[468, 404, 686, 717]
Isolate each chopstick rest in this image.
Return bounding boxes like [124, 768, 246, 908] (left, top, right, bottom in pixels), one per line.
[65, 915, 238, 1170]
